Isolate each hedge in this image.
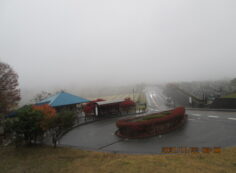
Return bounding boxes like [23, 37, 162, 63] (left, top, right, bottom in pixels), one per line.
[116, 107, 187, 138]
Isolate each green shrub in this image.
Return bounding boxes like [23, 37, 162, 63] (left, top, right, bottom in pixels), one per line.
[53, 111, 76, 131]
[3, 106, 77, 147]
[49, 110, 76, 148]
[136, 111, 171, 121]
[7, 105, 45, 145]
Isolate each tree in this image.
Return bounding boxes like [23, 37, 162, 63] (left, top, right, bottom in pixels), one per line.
[120, 98, 135, 114]
[32, 104, 56, 131]
[55, 111, 76, 130]
[3, 104, 76, 147]
[31, 90, 67, 104]
[49, 110, 76, 148]
[231, 78, 236, 87]
[0, 62, 20, 113]
[9, 105, 45, 145]
[32, 91, 52, 103]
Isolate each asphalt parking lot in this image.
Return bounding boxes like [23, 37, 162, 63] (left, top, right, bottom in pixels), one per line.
[59, 110, 236, 154]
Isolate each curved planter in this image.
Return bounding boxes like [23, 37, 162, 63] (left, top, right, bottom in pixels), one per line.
[115, 107, 187, 139]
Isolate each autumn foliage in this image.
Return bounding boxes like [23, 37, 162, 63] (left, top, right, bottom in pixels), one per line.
[32, 104, 56, 118]
[117, 107, 185, 128]
[4, 104, 77, 146]
[83, 98, 105, 114]
[32, 104, 56, 130]
[120, 97, 135, 108]
[116, 107, 186, 138]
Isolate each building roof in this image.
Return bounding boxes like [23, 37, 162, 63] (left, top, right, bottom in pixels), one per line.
[96, 99, 124, 106]
[36, 92, 90, 107]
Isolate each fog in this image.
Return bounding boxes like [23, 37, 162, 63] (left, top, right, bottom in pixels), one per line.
[0, 0, 236, 104]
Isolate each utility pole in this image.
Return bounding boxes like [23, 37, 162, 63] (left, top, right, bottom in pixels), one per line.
[133, 88, 135, 101]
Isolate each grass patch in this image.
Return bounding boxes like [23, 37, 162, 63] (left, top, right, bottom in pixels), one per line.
[133, 111, 170, 122]
[140, 111, 170, 121]
[141, 114, 165, 121]
[222, 93, 236, 98]
[0, 146, 236, 173]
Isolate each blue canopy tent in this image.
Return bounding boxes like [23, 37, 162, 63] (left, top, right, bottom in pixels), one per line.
[36, 91, 90, 111]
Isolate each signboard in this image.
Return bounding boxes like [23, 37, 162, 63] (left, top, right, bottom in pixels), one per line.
[189, 97, 192, 104]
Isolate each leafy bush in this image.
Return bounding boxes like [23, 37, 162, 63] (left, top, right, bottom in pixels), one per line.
[3, 104, 77, 147]
[116, 107, 186, 138]
[139, 113, 166, 121]
[9, 105, 45, 145]
[83, 98, 105, 114]
[49, 110, 76, 148]
[32, 104, 56, 130]
[120, 97, 135, 113]
[54, 111, 76, 131]
[120, 98, 135, 108]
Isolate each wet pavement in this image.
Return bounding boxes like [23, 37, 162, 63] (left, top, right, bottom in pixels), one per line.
[59, 110, 236, 154]
[59, 86, 236, 154]
[144, 86, 169, 112]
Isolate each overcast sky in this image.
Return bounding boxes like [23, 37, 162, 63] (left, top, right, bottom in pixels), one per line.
[0, 0, 236, 90]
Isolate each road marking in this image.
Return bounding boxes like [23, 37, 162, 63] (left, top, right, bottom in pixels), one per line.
[208, 115, 219, 118]
[98, 140, 123, 150]
[188, 118, 196, 121]
[228, 118, 236, 120]
[192, 114, 201, 116]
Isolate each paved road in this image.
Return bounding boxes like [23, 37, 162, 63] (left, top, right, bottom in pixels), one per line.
[59, 86, 236, 154]
[144, 86, 169, 112]
[59, 110, 236, 154]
